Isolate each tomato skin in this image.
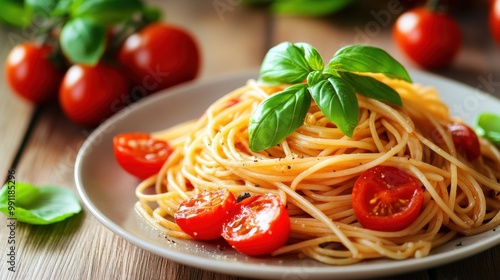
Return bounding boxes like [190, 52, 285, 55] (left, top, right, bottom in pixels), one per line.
[352, 166, 424, 232]
[5, 42, 62, 104]
[59, 63, 130, 127]
[222, 194, 290, 256]
[118, 23, 200, 95]
[393, 7, 461, 69]
[447, 122, 481, 161]
[490, 0, 500, 44]
[175, 189, 237, 240]
[113, 132, 172, 179]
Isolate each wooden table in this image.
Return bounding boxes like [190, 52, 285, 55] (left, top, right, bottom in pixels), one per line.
[1, 1, 500, 279]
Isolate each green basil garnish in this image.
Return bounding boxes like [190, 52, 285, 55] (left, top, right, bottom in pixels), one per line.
[249, 42, 411, 152]
[476, 113, 500, 147]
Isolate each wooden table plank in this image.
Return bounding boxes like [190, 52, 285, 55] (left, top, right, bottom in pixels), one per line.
[0, 25, 35, 180]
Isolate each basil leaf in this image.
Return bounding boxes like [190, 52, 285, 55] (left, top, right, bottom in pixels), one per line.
[60, 17, 106, 65]
[309, 77, 358, 137]
[271, 0, 353, 17]
[0, 0, 33, 27]
[327, 45, 412, 83]
[476, 113, 500, 146]
[339, 72, 402, 106]
[26, 0, 57, 13]
[249, 84, 311, 152]
[71, 0, 143, 25]
[0, 182, 81, 225]
[51, 0, 75, 16]
[260, 42, 322, 84]
[307, 70, 330, 86]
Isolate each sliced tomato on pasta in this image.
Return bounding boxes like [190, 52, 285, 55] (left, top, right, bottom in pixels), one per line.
[112, 132, 172, 179]
[174, 189, 236, 240]
[447, 122, 481, 161]
[221, 193, 290, 256]
[352, 166, 424, 232]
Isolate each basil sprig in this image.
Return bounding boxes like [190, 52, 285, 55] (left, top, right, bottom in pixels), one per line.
[249, 42, 412, 152]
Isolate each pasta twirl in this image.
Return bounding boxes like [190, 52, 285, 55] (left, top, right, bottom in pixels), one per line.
[134, 74, 500, 265]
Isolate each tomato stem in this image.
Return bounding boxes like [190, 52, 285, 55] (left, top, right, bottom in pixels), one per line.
[425, 0, 446, 13]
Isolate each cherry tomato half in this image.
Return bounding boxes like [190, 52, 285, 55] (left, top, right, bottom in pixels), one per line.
[447, 122, 481, 161]
[113, 132, 172, 179]
[174, 189, 237, 240]
[5, 42, 62, 104]
[59, 63, 130, 127]
[352, 166, 424, 232]
[393, 7, 462, 69]
[118, 23, 200, 95]
[222, 193, 290, 256]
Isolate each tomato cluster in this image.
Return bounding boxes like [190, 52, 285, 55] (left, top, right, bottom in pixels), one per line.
[5, 23, 200, 127]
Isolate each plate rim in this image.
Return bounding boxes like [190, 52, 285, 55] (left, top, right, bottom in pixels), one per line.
[75, 68, 500, 279]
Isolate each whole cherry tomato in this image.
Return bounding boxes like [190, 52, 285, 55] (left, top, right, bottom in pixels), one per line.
[222, 193, 290, 256]
[118, 23, 200, 95]
[393, 7, 462, 69]
[352, 166, 424, 232]
[5, 42, 62, 104]
[59, 63, 130, 127]
[113, 132, 173, 179]
[175, 189, 237, 240]
[447, 122, 481, 161]
[490, 0, 500, 44]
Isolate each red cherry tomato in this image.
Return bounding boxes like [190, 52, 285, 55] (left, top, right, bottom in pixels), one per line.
[447, 122, 481, 161]
[352, 166, 424, 232]
[222, 193, 290, 256]
[490, 0, 500, 44]
[5, 42, 62, 104]
[59, 63, 130, 127]
[113, 132, 172, 179]
[174, 189, 237, 240]
[118, 23, 200, 95]
[393, 7, 462, 69]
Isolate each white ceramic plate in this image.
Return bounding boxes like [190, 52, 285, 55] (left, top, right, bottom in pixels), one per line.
[75, 69, 500, 279]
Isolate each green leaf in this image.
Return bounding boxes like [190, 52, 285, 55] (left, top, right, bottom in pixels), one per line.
[339, 71, 402, 106]
[141, 6, 162, 23]
[0, 182, 81, 225]
[51, 0, 75, 16]
[0, 0, 33, 27]
[476, 113, 500, 147]
[271, 0, 354, 17]
[60, 17, 106, 65]
[327, 45, 412, 83]
[25, 0, 57, 13]
[260, 42, 322, 84]
[309, 77, 358, 137]
[71, 0, 143, 25]
[249, 84, 311, 152]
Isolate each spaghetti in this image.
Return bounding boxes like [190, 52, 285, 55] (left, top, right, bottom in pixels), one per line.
[134, 74, 500, 265]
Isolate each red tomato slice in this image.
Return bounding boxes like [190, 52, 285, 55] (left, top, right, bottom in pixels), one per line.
[447, 122, 481, 161]
[352, 166, 423, 232]
[174, 189, 236, 240]
[222, 194, 290, 256]
[113, 132, 172, 179]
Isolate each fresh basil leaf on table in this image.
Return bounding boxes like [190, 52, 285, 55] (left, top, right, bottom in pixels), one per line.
[0, 182, 82, 225]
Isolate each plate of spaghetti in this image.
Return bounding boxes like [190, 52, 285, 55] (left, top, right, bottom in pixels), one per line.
[75, 43, 500, 279]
